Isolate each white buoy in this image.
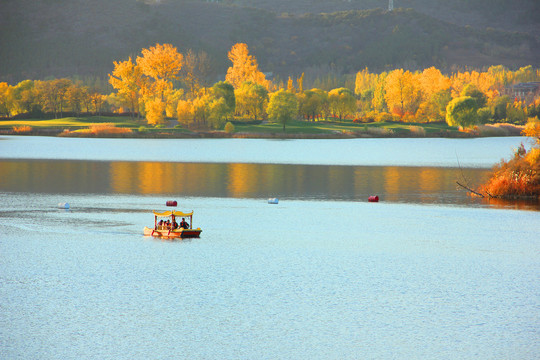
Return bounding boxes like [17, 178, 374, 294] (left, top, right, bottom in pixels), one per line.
[268, 198, 279, 204]
[57, 202, 70, 209]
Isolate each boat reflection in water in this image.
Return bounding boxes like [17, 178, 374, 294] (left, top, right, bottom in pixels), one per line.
[2, 159, 536, 209]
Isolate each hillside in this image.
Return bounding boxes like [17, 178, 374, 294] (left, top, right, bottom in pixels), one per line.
[0, 0, 538, 84]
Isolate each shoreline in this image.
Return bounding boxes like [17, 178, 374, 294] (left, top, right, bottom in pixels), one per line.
[0, 128, 522, 139]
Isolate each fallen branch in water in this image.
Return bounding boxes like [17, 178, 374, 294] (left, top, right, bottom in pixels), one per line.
[456, 181, 485, 198]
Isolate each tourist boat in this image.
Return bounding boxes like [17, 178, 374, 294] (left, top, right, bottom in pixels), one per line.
[143, 210, 202, 238]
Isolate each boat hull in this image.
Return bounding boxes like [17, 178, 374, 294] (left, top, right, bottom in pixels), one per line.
[143, 226, 202, 238]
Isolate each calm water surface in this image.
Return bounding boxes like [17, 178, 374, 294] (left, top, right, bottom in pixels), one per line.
[0, 135, 535, 167]
[0, 136, 539, 359]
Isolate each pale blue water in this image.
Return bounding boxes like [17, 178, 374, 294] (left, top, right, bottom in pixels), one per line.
[0, 135, 534, 167]
[0, 136, 539, 359]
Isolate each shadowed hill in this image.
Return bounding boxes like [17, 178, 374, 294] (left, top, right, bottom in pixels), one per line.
[0, 0, 538, 84]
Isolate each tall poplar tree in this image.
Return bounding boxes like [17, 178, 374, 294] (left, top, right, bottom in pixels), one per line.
[226, 43, 268, 89]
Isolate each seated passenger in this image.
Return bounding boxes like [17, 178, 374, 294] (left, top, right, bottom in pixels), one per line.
[179, 218, 189, 229]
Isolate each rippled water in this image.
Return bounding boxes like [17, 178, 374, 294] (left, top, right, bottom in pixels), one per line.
[0, 136, 539, 359]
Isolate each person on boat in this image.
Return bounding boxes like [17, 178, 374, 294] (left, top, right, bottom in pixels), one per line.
[157, 220, 164, 230]
[172, 221, 178, 229]
[179, 218, 189, 229]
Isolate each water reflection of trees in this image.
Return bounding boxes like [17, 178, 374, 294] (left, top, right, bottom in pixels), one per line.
[0, 160, 493, 205]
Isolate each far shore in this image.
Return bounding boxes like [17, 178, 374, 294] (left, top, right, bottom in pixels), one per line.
[0, 116, 525, 139]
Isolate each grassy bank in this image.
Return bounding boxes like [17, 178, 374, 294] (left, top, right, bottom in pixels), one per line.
[0, 116, 524, 138]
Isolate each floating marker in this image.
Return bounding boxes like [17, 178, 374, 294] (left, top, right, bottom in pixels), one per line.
[58, 202, 70, 209]
[268, 198, 279, 204]
[166, 200, 177, 207]
[368, 196, 379, 202]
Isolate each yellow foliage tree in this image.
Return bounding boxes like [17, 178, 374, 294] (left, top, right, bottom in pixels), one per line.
[419, 67, 451, 100]
[0, 82, 13, 116]
[450, 71, 497, 100]
[225, 43, 269, 89]
[108, 57, 143, 118]
[354, 67, 378, 96]
[384, 69, 420, 117]
[145, 98, 166, 125]
[137, 43, 183, 86]
[136, 43, 183, 124]
[177, 99, 194, 127]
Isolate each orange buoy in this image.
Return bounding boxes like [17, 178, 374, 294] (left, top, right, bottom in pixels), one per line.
[368, 195, 379, 202]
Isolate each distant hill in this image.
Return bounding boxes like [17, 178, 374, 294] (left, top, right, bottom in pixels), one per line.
[0, 0, 538, 84]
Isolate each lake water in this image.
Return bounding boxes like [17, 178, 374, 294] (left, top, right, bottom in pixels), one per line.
[0, 136, 539, 359]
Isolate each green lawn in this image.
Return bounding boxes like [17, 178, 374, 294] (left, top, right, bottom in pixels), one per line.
[234, 119, 460, 135]
[1, 116, 461, 136]
[0, 116, 139, 129]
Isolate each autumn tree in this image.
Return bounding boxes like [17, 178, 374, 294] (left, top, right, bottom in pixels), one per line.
[355, 67, 378, 96]
[298, 89, 325, 121]
[371, 73, 387, 112]
[176, 90, 223, 129]
[34, 79, 71, 118]
[461, 84, 487, 109]
[225, 43, 269, 89]
[146, 97, 166, 125]
[181, 49, 213, 98]
[89, 88, 106, 116]
[0, 82, 12, 116]
[328, 87, 356, 121]
[297, 73, 305, 93]
[136, 43, 183, 124]
[235, 82, 268, 120]
[177, 99, 193, 127]
[208, 97, 229, 129]
[12, 80, 36, 115]
[492, 95, 511, 121]
[267, 90, 299, 131]
[415, 67, 452, 122]
[446, 96, 479, 128]
[210, 81, 235, 121]
[355, 68, 380, 113]
[65, 83, 84, 117]
[109, 56, 143, 119]
[384, 69, 420, 118]
[313, 88, 331, 120]
[419, 67, 451, 100]
[522, 117, 540, 143]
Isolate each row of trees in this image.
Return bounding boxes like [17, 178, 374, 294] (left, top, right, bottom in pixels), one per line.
[354, 65, 540, 127]
[0, 79, 108, 119]
[1, 42, 539, 130]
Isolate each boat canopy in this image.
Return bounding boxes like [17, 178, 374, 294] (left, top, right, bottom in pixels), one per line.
[153, 210, 194, 217]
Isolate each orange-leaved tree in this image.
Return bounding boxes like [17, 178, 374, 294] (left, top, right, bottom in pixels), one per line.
[384, 69, 420, 118]
[225, 43, 269, 89]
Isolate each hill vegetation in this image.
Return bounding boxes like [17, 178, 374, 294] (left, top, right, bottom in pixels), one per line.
[0, 0, 538, 84]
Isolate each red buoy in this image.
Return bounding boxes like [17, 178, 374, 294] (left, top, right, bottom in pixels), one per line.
[166, 200, 177, 207]
[368, 195, 379, 202]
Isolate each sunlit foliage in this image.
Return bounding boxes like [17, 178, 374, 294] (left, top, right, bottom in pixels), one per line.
[226, 43, 269, 89]
[445, 96, 479, 128]
[267, 90, 298, 131]
[235, 81, 268, 121]
[328, 87, 356, 121]
[1, 41, 539, 133]
[109, 57, 143, 119]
